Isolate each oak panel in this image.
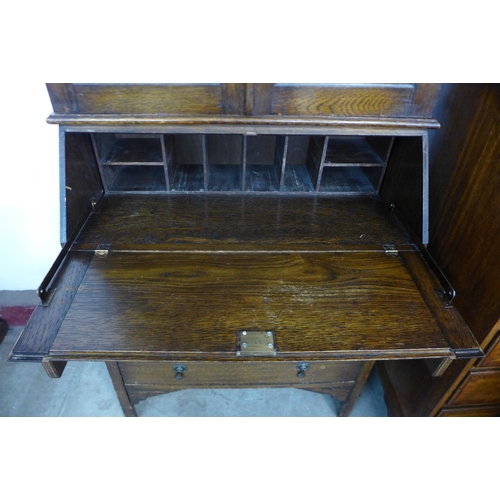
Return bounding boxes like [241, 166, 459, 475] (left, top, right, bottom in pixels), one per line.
[73, 84, 223, 115]
[50, 252, 449, 359]
[272, 84, 413, 117]
[448, 371, 500, 406]
[73, 193, 412, 251]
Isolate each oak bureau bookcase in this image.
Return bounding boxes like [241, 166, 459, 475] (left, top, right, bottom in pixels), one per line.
[9, 83, 482, 416]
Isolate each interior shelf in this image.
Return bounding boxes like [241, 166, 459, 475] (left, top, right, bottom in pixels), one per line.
[91, 133, 394, 194]
[102, 137, 163, 165]
[319, 167, 383, 194]
[107, 165, 167, 191]
[324, 137, 385, 167]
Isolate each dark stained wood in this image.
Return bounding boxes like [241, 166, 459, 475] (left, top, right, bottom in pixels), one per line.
[379, 136, 424, 240]
[220, 84, 246, 114]
[378, 357, 476, 417]
[72, 193, 413, 252]
[46, 113, 439, 133]
[400, 252, 481, 358]
[438, 405, 500, 417]
[107, 165, 167, 192]
[338, 361, 376, 417]
[319, 167, 382, 194]
[102, 137, 163, 165]
[50, 252, 455, 361]
[249, 84, 275, 115]
[46, 84, 79, 113]
[448, 370, 500, 406]
[119, 360, 363, 386]
[306, 136, 327, 191]
[72, 84, 224, 115]
[271, 84, 414, 117]
[118, 359, 364, 416]
[42, 360, 67, 378]
[408, 84, 442, 117]
[324, 137, 384, 166]
[106, 362, 137, 417]
[63, 132, 104, 242]
[428, 84, 500, 344]
[477, 331, 500, 368]
[9, 251, 93, 361]
[380, 84, 500, 417]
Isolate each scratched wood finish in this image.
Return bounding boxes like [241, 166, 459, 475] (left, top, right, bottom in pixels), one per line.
[9, 251, 93, 361]
[49, 252, 452, 360]
[72, 193, 412, 251]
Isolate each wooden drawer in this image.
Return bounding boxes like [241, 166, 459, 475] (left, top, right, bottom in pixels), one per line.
[477, 331, 500, 368]
[448, 370, 500, 406]
[438, 405, 500, 417]
[119, 360, 364, 407]
[118, 360, 363, 387]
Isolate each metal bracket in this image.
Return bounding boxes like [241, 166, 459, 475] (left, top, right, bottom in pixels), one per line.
[38, 196, 100, 301]
[40, 287, 57, 307]
[390, 203, 456, 305]
[236, 330, 277, 357]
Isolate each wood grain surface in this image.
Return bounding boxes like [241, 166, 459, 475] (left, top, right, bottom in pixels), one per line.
[49, 251, 452, 360]
[72, 193, 412, 251]
[271, 84, 413, 117]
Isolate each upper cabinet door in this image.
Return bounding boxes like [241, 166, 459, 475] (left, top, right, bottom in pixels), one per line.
[46, 83, 247, 115]
[247, 83, 441, 118]
[47, 83, 441, 118]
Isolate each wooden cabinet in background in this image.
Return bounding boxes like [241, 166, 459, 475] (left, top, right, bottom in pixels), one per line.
[379, 84, 500, 417]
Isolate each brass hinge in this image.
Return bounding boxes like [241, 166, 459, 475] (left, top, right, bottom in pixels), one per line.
[383, 244, 399, 257]
[95, 244, 111, 258]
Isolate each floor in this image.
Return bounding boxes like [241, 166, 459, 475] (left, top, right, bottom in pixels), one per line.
[0, 291, 388, 417]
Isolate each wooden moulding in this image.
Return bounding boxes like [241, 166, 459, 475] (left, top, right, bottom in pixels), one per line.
[48, 113, 440, 131]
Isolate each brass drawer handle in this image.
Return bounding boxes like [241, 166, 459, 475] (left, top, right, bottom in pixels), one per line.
[296, 362, 310, 378]
[173, 364, 187, 380]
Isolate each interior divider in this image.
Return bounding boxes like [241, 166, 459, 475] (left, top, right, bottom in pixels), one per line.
[242, 135, 248, 191]
[278, 136, 290, 191]
[306, 136, 329, 191]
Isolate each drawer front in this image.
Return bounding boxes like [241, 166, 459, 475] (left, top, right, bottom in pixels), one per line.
[477, 331, 500, 368]
[119, 360, 363, 388]
[438, 405, 500, 417]
[448, 370, 500, 406]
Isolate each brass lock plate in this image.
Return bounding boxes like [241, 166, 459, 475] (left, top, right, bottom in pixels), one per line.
[236, 330, 277, 357]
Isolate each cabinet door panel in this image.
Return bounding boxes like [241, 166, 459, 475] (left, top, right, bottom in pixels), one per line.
[255, 84, 414, 117]
[449, 371, 500, 406]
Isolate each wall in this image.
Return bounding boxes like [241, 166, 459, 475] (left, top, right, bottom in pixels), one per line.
[0, 83, 61, 290]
